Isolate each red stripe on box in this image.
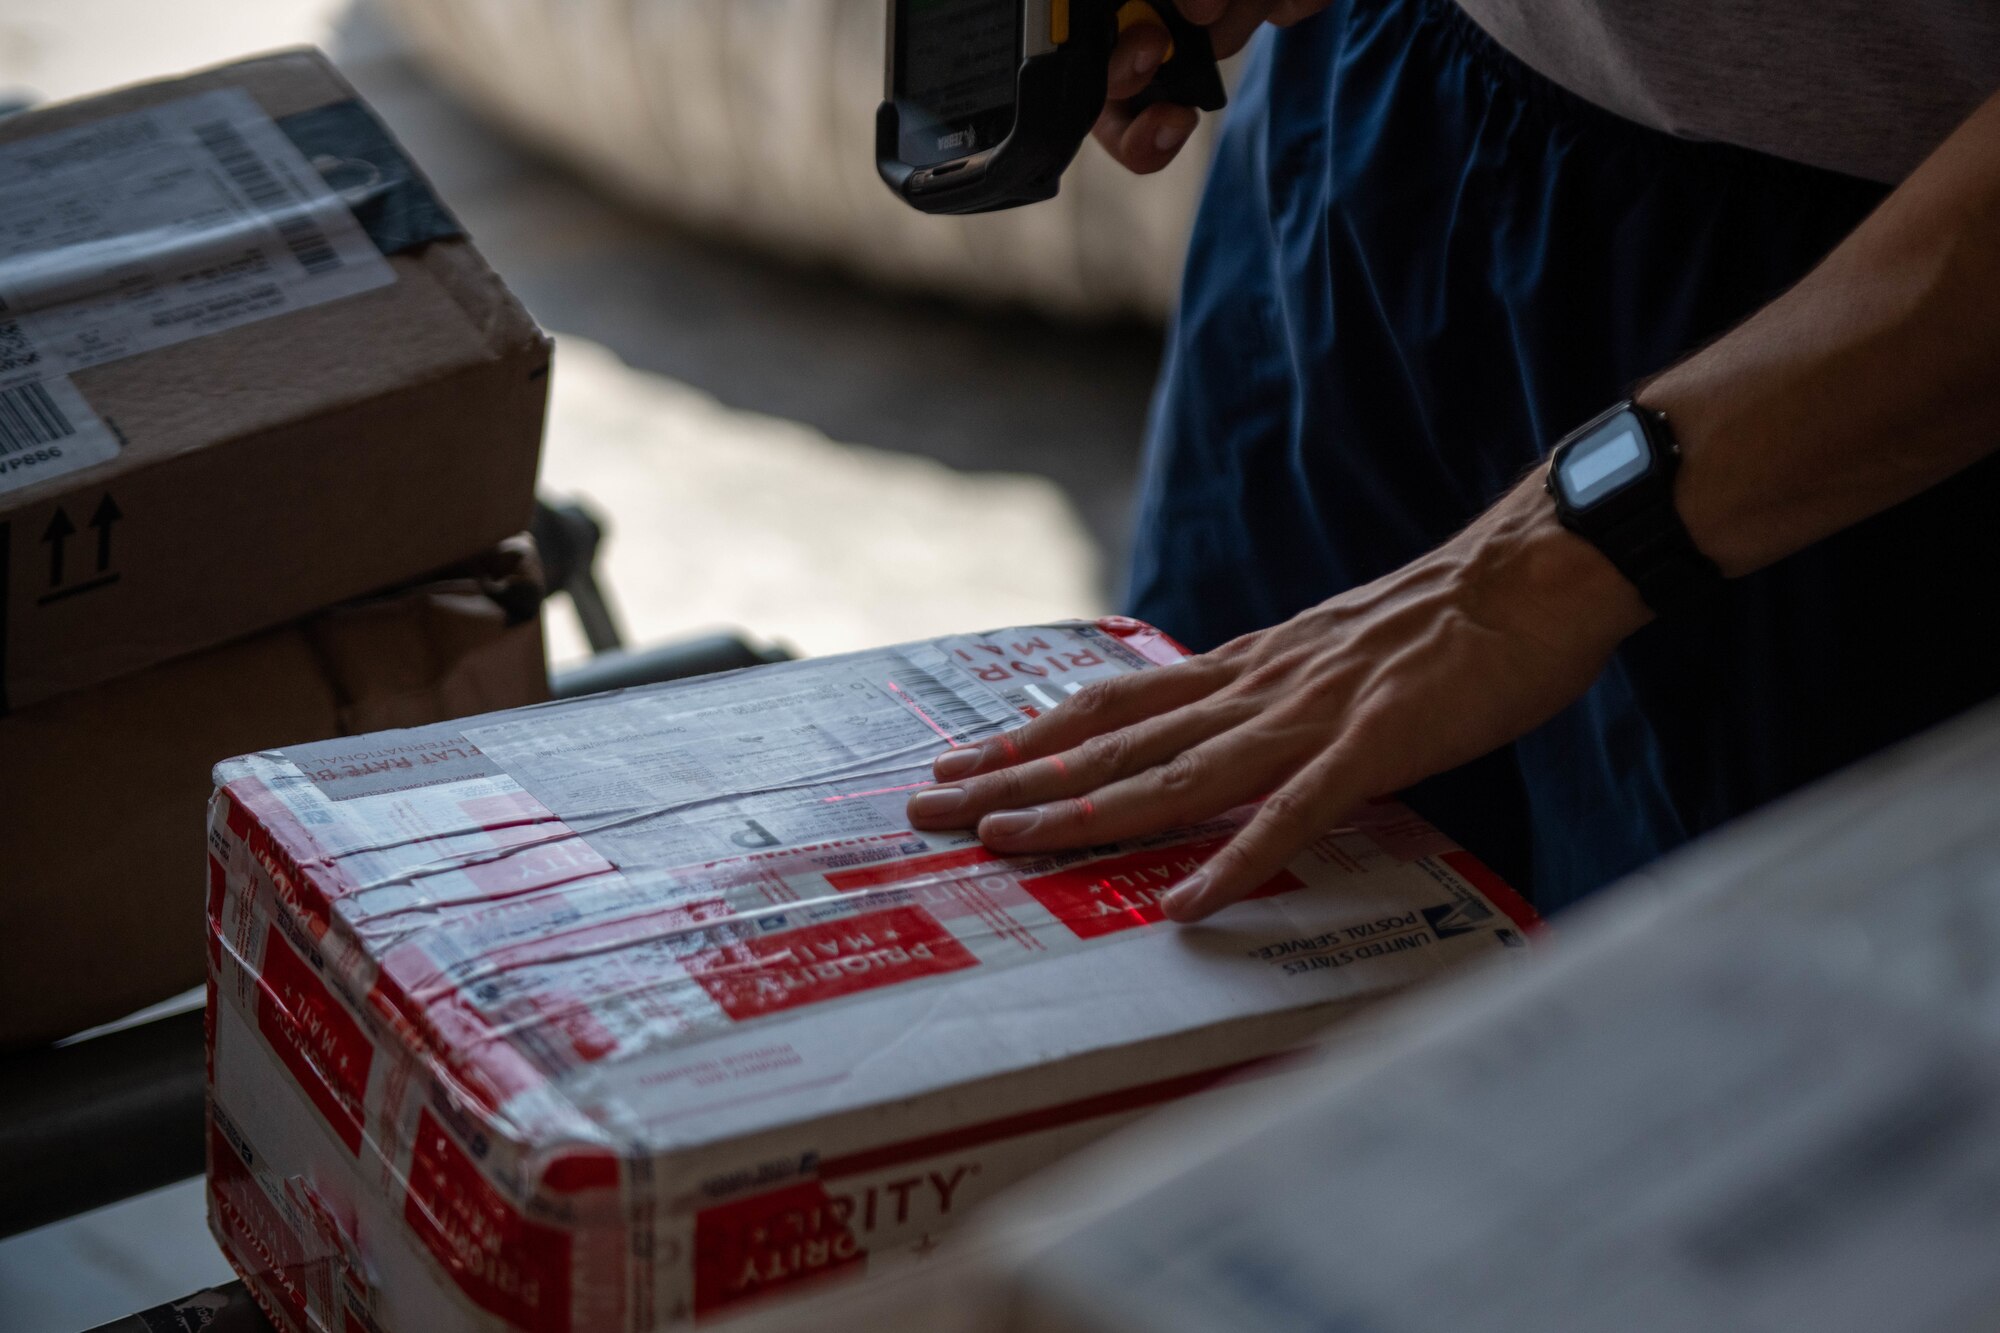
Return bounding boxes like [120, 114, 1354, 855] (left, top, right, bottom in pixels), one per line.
[461, 832, 617, 899]
[541, 1150, 621, 1195]
[824, 845, 998, 892]
[222, 789, 253, 839]
[228, 777, 336, 939]
[256, 926, 373, 1155]
[692, 1178, 864, 1318]
[1095, 615, 1193, 665]
[207, 854, 227, 921]
[405, 1109, 574, 1333]
[207, 854, 228, 970]
[1020, 838, 1303, 940]
[1438, 850, 1543, 932]
[817, 1053, 1282, 1179]
[685, 906, 978, 1020]
[210, 1120, 312, 1333]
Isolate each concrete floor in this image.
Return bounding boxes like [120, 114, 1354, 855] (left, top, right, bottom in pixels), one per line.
[0, 1, 1167, 1326]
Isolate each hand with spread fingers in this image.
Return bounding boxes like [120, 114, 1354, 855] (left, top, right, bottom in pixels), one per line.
[907, 479, 1652, 922]
[1095, 0, 1333, 173]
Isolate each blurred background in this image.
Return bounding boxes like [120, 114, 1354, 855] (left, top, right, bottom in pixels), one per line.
[0, 0, 1221, 670]
[0, 0, 1219, 1325]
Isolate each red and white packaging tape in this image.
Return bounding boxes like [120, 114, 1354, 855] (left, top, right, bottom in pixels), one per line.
[205, 619, 1539, 1331]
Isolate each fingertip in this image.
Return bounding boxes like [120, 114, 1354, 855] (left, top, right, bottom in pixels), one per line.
[1160, 868, 1216, 922]
[932, 746, 982, 781]
[906, 785, 968, 829]
[1154, 111, 1197, 155]
[1119, 105, 1198, 173]
[1164, 898, 1221, 923]
[1105, 26, 1172, 100]
[977, 806, 1046, 849]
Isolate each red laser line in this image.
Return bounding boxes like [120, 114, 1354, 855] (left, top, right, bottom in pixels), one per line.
[885, 680, 953, 741]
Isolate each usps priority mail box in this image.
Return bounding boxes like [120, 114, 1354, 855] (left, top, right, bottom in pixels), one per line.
[204, 619, 1537, 1331]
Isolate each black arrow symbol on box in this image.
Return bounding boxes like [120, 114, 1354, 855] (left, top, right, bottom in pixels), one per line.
[89, 493, 121, 573]
[41, 507, 74, 587]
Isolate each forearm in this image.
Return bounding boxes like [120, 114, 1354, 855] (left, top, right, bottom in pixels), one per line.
[1646, 90, 2000, 578]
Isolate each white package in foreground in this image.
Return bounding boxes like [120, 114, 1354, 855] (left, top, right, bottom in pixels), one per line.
[204, 618, 1537, 1331]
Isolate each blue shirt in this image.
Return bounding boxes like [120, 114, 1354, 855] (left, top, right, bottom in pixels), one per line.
[1127, 0, 2000, 911]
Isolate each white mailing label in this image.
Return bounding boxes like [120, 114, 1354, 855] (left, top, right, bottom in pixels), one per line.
[0, 88, 396, 495]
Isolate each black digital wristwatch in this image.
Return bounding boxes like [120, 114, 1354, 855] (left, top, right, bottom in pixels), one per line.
[1545, 401, 1723, 617]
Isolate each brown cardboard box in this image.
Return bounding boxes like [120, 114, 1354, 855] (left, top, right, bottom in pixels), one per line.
[0, 48, 550, 712]
[0, 539, 550, 1049]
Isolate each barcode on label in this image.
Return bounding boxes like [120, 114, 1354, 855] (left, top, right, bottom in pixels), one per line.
[193, 119, 343, 277]
[0, 382, 75, 456]
[0, 318, 38, 377]
[890, 666, 996, 743]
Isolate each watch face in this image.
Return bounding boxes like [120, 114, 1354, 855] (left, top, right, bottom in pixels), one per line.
[1555, 409, 1654, 510]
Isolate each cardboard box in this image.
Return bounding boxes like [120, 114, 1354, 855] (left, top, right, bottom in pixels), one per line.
[0, 539, 548, 1049]
[204, 618, 1538, 1332]
[0, 49, 550, 713]
[745, 699, 2000, 1333]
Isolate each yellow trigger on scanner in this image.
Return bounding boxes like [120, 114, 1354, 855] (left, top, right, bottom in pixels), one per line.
[1115, 0, 1177, 63]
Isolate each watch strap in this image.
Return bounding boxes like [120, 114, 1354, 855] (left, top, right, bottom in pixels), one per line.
[1549, 402, 1724, 618]
[1589, 498, 1724, 618]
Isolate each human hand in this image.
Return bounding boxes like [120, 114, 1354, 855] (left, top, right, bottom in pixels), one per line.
[1096, 0, 1333, 173]
[906, 478, 1652, 921]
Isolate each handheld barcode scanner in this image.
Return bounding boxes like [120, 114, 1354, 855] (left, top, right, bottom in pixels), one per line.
[879, 0, 1227, 215]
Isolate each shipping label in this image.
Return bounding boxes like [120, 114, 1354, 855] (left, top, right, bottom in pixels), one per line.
[0, 88, 395, 493]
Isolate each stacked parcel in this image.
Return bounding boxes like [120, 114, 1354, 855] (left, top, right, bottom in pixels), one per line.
[0, 49, 551, 1043]
[205, 619, 1538, 1331]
